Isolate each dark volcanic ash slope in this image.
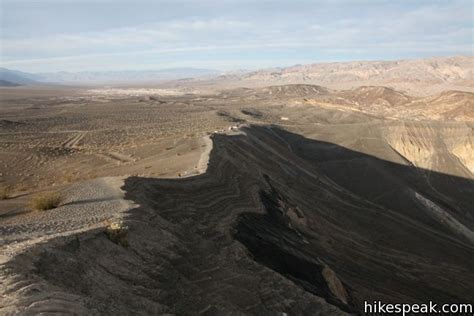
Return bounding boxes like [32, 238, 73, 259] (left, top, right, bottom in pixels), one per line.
[3, 126, 474, 315]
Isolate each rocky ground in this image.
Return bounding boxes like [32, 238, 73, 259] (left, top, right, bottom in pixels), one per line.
[0, 83, 473, 314]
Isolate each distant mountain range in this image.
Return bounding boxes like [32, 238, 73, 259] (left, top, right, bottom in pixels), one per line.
[205, 55, 474, 95]
[0, 68, 42, 86]
[1, 56, 472, 95]
[0, 67, 221, 86]
[0, 80, 22, 87]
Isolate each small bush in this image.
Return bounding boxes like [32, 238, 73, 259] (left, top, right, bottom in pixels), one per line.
[105, 221, 129, 248]
[0, 185, 11, 200]
[30, 191, 61, 210]
[14, 182, 28, 192]
[62, 172, 76, 183]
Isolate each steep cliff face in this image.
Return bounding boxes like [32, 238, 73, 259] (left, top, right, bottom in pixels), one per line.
[450, 138, 474, 174]
[384, 122, 473, 177]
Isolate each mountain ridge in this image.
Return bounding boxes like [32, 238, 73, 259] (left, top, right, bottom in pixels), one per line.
[199, 55, 474, 96]
[0, 67, 220, 85]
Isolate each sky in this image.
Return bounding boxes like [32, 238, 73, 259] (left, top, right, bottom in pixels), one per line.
[0, 0, 472, 72]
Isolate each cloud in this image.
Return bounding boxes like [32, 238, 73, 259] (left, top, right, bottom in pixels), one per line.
[1, 0, 471, 71]
[1, 18, 256, 59]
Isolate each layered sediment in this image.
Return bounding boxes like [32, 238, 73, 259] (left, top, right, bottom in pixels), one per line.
[1, 126, 473, 314]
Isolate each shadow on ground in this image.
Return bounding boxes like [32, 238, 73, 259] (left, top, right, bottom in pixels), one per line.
[3, 125, 473, 315]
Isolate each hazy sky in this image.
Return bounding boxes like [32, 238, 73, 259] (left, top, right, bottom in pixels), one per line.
[0, 0, 472, 72]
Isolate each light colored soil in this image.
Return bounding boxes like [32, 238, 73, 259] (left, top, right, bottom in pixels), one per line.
[0, 177, 135, 258]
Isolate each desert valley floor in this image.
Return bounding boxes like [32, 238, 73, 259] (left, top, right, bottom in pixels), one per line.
[0, 82, 473, 314]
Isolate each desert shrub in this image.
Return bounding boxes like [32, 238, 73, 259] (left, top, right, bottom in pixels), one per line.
[15, 182, 28, 192]
[30, 191, 61, 210]
[0, 185, 11, 200]
[105, 221, 129, 248]
[62, 172, 76, 183]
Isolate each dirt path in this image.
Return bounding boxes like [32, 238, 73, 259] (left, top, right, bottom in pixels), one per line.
[62, 131, 87, 148]
[97, 152, 134, 164]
